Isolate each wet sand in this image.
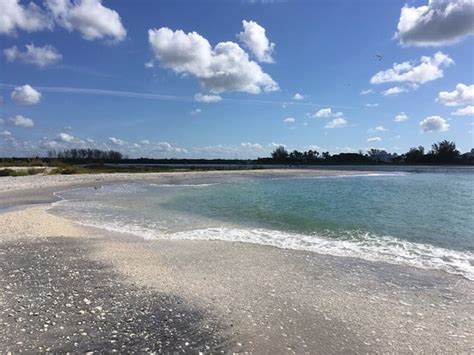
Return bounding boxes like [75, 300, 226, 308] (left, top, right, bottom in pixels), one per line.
[0, 171, 473, 353]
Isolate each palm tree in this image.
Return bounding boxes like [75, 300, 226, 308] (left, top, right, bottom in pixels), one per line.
[430, 140, 459, 163]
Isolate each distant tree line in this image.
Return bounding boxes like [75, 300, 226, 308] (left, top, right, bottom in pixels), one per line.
[1, 140, 472, 166]
[47, 149, 124, 162]
[262, 140, 473, 165]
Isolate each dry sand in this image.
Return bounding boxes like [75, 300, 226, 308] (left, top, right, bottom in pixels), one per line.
[1, 170, 473, 353]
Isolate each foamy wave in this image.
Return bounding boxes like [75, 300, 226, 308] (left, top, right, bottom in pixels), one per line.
[67, 218, 473, 280]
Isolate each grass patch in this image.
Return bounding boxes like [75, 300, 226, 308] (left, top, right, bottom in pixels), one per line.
[0, 168, 45, 177]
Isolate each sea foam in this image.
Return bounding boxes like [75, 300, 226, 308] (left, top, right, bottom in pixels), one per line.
[59, 215, 474, 281]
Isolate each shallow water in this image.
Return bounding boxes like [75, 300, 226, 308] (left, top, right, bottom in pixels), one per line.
[51, 168, 474, 280]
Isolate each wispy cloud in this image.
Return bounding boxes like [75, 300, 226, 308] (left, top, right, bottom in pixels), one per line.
[0, 83, 358, 108]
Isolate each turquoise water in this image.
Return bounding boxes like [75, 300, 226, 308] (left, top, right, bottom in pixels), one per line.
[51, 169, 474, 279]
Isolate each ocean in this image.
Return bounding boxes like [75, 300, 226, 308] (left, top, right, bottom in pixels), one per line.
[50, 167, 474, 280]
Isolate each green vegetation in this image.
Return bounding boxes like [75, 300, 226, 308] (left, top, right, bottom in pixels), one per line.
[265, 140, 471, 165]
[0, 168, 46, 177]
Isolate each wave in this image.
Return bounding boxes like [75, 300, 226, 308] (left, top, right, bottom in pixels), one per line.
[57, 215, 474, 281]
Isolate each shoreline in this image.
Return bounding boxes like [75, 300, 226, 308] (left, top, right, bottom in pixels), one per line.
[1, 170, 473, 352]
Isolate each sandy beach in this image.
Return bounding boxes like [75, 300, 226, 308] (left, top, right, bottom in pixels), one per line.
[1, 170, 473, 353]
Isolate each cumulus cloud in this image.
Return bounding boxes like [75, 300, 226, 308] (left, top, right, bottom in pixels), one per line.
[375, 126, 387, 132]
[4, 44, 62, 67]
[420, 115, 449, 132]
[46, 0, 127, 42]
[370, 52, 453, 85]
[396, 0, 474, 47]
[0, 0, 52, 35]
[237, 20, 275, 63]
[194, 93, 222, 103]
[0, 130, 12, 137]
[11, 84, 42, 105]
[293, 93, 304, 100]
[382, 86, 408, 96]
[241, 142, 263, 149]
[367, 137, 382, 142]
[365, 103, 379, 107]
[325, 117, 347, 129]
[452, 105, 474, 116]
[10, 115, 34, 128]
[57, 132, 74, 142]
[283, 117, 295, 123]
[312, 108, 343, 118]
[268, 142, 286, 149]
[436, 83, 474, 106]
[394, 112, 409, 122]
[190, 108, 202, 115]
[108, 137, 125, 145]
[147, 27, 278, 94]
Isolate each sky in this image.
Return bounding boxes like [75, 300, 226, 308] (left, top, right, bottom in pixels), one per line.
[0, 0, 473, 158]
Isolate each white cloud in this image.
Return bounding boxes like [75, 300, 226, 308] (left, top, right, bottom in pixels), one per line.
[4, 44, 62, 67]
[0, 0, 52, 35]
[108, 137, 125, 145]
[420, 115, 449, 133]
[367, 137, 382, 142]
[46, 0, 127, 42]
[0, 130, 12, 137]
[147, 27, 278, 94]
[436, 83, 474, 106]
[190, 108, 202, 115]
[241, 142, 263, 149]
[313, 108, 343, 118]
[0, 118, 4, 125]
[451, 105, 474, 116]
[11, 84, 42, 105]
[368, 126, 388, 134]
[283, 117, 295, 123]
[325, 117, 347, 129]
[237, 20, 275, 63]
[39, 139, 61, 150]
[365, 103, 379, 107]
[370, 52, 453, 85]
[293, 93, 304, 100]
[268, 142, 286, 149]
[382, 86, 408, 96]
[194, 93, 222, 103]
[140, 139, 150, 145]
[394, 112, 409, 122]
[396, 0, 474, 47]
[360, 89, 374, 95]
[10, 115, 34, 128]
[57, 132, 74, 142]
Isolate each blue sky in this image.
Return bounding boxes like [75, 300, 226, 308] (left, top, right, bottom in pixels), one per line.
[1, 0, 473, 158]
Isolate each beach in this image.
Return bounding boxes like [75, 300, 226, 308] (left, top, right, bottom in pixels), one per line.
[1, 170, 473, 353]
